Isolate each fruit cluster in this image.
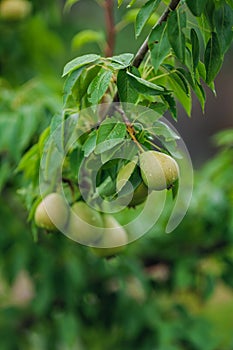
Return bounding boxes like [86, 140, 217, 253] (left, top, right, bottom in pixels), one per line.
[34, 149, 179, 257]
[35, 193, 128, 258]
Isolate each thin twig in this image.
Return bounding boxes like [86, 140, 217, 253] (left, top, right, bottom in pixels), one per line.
[104, 0, 115, 57]
[115, 105, 144, 152]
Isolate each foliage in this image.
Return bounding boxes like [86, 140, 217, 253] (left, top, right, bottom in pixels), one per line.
[0, 0, 233, 349]
[0, 130, 233, 349]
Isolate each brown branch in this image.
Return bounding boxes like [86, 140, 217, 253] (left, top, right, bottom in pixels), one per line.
[110, 0, 181, 107]
[133, 0, 181, 68]
[104, 0, 115, 57]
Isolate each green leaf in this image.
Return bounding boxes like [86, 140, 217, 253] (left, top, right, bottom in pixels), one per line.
[191, 28, 200, 71]
[97, 176, 116, 197]
[117, 69, 138, 103]
[127, 71, 168, 96]
[82, 131, 97, 157]
[50, 113, 65, 155]
[186, 0, 208, 17]
[71, 30, 104, 51]
[150, 120, 180, 142]
[214, 3, 233, 54]
[135, 0, 161, 38]
[73, 65, 101, 104]
[167, 72, 192, 116]
[172, 178, 179, 199]
[63, 67, 83, 106]
[132, 107, 161, 124]
[62, 54, 100, 77]
[149, 22, 170, 72]
[204, 32, 222, 84]
[87, 69, 113, 105]
[205, 0, 216, 29]
[118, 0, 123, 7]
[167, 9, 186, 63]
[107, 53, 134, 69]
[95, 120, 127, 154]
[116, 159, 137, 191]
[162, 94, 177, 120]
[176, 68, 206, 112]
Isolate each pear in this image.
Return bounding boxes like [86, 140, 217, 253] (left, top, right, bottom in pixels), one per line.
[35, 193, 69, 231]
[66, 202, 103, 244]
[140, 151, 179, 191]
[0, 0, 31, 21]
[91, 215, 128, 257]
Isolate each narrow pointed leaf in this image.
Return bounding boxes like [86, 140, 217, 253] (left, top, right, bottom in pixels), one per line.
[149, 22, 170, 72]
[167, 9, 186, 62]
[214, 3, 233, 54]
[191, 28, 200, 71]
[136, 0, 161, 38]
[186, 0, 208, 17]
[204, 32, 222, 84]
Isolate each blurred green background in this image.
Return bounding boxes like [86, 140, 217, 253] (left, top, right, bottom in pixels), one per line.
[0, 0, 233, 349]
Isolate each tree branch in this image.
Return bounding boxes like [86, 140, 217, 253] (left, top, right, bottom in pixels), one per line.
[133, 0, 181, 68]
[110, 0, 181, 108]
[104, 0, 115, 57]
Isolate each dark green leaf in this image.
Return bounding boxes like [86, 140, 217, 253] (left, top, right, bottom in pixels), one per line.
[166, 69, 191, 115]
[204, 0, 216, 30]
[172, 178, 179, 199]
[135, 0, 161, 38]
[117, 69, 138, 103]
[176, 68, 206, 112]
[127, 71, 168, 96]
[186, 0, 208, 17]
[167, 9, 186, 62]
[162, 94, 177, 120]
[149, 22, 170, 72]
[191, 28, 200, 71]
[62, 54, 100, 77]
[204, 32, 222, 84]
[214, 3, 233, 54]
[87, 69, 113, 104]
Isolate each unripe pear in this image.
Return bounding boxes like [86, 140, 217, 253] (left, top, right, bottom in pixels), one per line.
[66, 202, 103, 244]
[0, 0, 31, 21]
[34, 193, 69, 231]
[91, 215, 128, 257]
[140, 151, 179, 191]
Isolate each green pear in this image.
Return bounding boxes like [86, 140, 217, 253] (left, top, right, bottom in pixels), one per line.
[34, 193, 69, 231]
[91, 215, 128, 257]
[66, 202, 103, 244]
[140, 151, 179, 191]
[0, 0, 31, 21]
